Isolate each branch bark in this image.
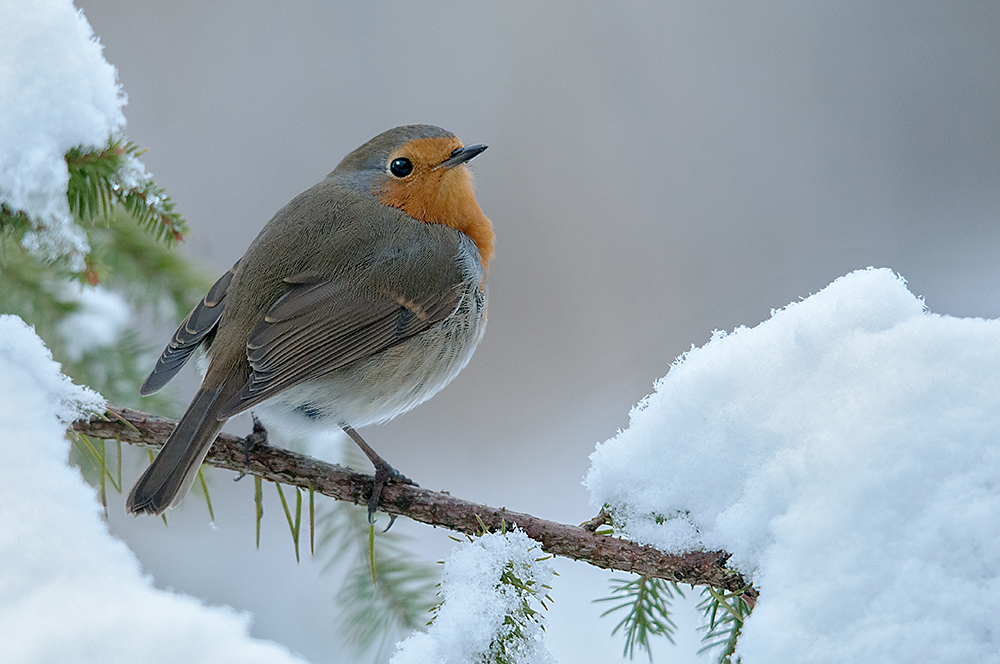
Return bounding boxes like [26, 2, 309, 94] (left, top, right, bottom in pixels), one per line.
[74, 406, 751, 593]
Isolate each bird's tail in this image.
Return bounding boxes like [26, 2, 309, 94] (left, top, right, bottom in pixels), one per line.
[126, 385, 227, 516]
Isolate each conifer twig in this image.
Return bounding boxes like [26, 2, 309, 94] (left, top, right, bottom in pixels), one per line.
[74, 406, 752, 593]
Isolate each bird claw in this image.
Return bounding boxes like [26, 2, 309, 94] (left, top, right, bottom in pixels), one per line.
[343, 426, 417, 528]
[367, 462, 417, 528]
[235, 415, 268, 482]
[382, 514, 398, 533]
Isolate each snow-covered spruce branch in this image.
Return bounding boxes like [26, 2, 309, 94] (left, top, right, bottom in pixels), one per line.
[74, 406, 750, 592]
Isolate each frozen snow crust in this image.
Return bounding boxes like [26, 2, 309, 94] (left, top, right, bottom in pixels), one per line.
[0, 316, 308, 664]
[0, 0, 127, 269]
[392, 529, 555, 664]
[587, 267, 1000, 662]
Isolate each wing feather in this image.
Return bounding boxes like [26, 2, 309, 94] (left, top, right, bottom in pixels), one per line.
[139, 263, 238, 396]
[217, 277, 461, 418]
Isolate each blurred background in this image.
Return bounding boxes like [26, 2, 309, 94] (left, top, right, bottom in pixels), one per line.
[76, 1, 1000, 662]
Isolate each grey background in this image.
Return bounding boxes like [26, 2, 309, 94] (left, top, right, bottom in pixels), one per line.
[78, 2, 1000, 662]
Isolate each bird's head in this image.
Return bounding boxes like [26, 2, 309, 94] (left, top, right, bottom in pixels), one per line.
[333, 125, 494, 268]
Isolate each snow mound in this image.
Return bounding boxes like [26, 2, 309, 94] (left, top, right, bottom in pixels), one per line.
[0, 0, 126, 269]
[0, 315, 308, 664]
[586, 267, 1000, 662]
[392, 529, 555, 664]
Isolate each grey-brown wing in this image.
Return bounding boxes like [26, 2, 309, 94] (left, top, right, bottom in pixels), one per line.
[216, 276, 461, 418]
[139, 263, 238, 396]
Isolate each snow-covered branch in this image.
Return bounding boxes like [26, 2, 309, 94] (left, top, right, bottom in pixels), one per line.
[74, 406, 750, 593]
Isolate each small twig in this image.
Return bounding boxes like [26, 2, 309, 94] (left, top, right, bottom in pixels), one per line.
[583, 508, 611, 532]
[74, 406, 752, 593]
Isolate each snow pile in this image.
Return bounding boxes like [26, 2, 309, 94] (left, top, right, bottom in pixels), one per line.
[0, 0, 126, 269]
[586, 267, 1000, 662]
[392, 529, 555, 664]
[0, 315, 309, 664]
[0, 316, 106, 424]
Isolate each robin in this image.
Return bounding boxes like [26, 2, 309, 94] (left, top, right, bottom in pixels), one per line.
[126, 124, 493, 518]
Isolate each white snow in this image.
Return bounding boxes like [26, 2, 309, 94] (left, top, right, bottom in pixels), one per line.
[0, 315, 105, 425]
[392, 529, 556, 664]
[57, 283, 132, 361]
[0, 0, 126, 270]
[0, 315, 309, 664]
[586, 267, 1000, 663]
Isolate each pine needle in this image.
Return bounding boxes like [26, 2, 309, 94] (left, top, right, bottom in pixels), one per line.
[254, 476, 263, 549]
[196, 467, 215, 522]
[697, 586, 754, 664]
[595, 575, 682, 660]
[275, 482, 302, 563]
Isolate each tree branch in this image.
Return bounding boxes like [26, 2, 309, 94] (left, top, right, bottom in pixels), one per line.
[74, 406, 752, 593]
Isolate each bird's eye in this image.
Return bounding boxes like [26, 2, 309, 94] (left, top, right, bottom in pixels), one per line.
[389, 157, 413, 178]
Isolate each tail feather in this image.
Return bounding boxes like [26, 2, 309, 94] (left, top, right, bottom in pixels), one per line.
[126, 385, 227, 516]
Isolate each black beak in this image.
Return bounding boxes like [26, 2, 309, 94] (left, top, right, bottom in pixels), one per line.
[437, 144, 488, 169]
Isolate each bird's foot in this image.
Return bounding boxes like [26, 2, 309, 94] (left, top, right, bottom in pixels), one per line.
[367, 456, 418, 530]
[235, 415, 267, 481]
[343, 426, 418, 528]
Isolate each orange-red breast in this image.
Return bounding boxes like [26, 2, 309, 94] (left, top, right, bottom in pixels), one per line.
[126, 125, 493, 517]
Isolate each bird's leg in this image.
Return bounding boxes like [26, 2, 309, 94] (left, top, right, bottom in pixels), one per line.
[235, 414, 268, 481]
[343, 426, 417, 524]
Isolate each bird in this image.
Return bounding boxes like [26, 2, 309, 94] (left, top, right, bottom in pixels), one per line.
[126, 124, 493, 518]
